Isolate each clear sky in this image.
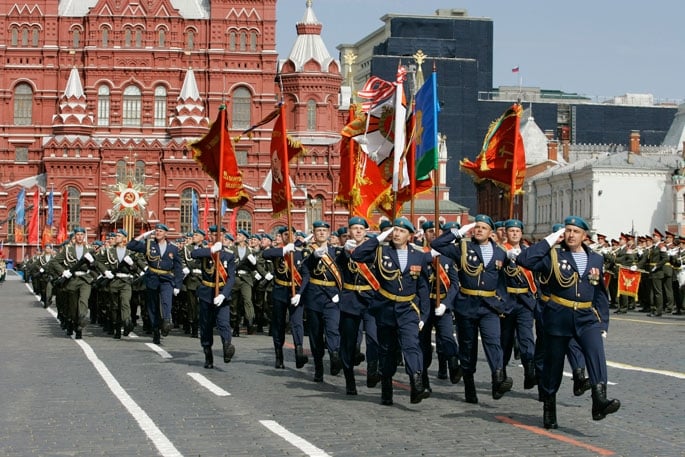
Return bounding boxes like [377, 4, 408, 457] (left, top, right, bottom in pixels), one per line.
[276, 0, 684, 104]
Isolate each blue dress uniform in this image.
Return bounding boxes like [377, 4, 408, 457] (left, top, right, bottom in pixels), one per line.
[300, 222, 343, 382]
[261, 227, 308, 369]
[430, 215, 514, 404]
[351, 217, 431, 405]
[191, 245, 236, 369]
[127, 223, 184, 344]
[516, 216, 620, 429]
[336, 217, 380, 395]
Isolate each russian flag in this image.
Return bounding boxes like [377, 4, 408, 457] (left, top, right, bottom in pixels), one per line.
[511, 66, 520, 73]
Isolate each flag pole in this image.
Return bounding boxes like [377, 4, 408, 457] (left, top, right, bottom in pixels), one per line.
[279, 102, 297, 298]
[431, 64, 442, 308]
[214, 105, 227, 297]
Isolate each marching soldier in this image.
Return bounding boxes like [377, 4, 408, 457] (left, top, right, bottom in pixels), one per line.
[641, 229, 668, 317]
[181, 229, 206, 337]
[30, 244, 56, 308]
[516, 216, 620, 429]
[431, 215, 514, 404]
[253, 234, 275, 333]
[351, 217, 431, 406]
[191, 231, 236, 369]
[127, 223, 184, 344]
[229, 229, 258, 336]
[614, 235, 640, 313]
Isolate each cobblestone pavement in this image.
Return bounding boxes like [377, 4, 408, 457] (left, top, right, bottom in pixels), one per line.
[1, 272, 683, 457]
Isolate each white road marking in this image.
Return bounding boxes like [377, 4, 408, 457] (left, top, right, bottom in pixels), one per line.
[75, 340, 184, 457]
[607, 361, 685, 379]
[146, 343, 173, 359]
[260, 420, 331, 457]
[187, 372, 231, 396]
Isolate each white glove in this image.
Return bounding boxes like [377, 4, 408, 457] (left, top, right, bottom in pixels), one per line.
[457, 222, 476, 238]
[213, 294, 225, 306]
[418, 320, 425, 331]
[314, 246, 327, 258]
[139, 270, 146, 277]
[182, 267, 190, 277]
[84, 252, 94, 263]
[332, 294, 339, 303]
[344, 239, 357, 252]
[290, 294, 301, 306]
[210, 241, 223, 253]
[62, 270, 72, 279]
[123, 255, 134, 266]
[104, 270, 114, 279]
[430, 248, 441, 258]
[265, 272, 273, 281]
[545, 228, 566, 247]
[651, 266, 657, 272]
[247, 253, 257, 265]
[173, 288, 180, 296]
[435, 303, 447, 316]
[140, 230, 155, 239]
[254, 272, 262, 281]
[282, 243, 295, 255]
[39, 267, 44, 273]
[630, 265, 637, 272]
[303, 234, 314, 243]
[601, 330, 607, 339]
[376, 228, 393, 243]
[506, 248, 521, 260]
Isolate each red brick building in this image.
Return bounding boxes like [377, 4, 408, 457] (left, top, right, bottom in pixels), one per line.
[0, 0, 350, 262]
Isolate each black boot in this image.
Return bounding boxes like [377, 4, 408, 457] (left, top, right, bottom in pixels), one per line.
[410, 371, 429, 404]
[380, 377, 393, 405]
[573, 368, 592, 396]
[524, 361, 538, 390]
[448, 356, 462, 384]
[492, 369, 513, 400]
[203, 347, 213, 369]
[437, 353, 448, 380]
[295, 345, 309, 368]
[330, 351, 342, 376]
[152, 329, 161, 344]
[366, 360, 381, 388]
[344, 368, 357, 395]
[313, 359, 324, 382]
[223, 342, 235, 363]
[123, 319, 133, 337]
[274, 347, 285, 369]
[543, 395, 558, 429]
[354, 345, 365, 366]
[74, 329, 82, 340]
[591, 383, 621, 421]
[463, 374, 478, 404]
[232, 324, 240, 337]
[161, 319, 171, 337]
[113, 325, 122, 340]
[422, 371, 432, 396]
[190, 323, 198, 338]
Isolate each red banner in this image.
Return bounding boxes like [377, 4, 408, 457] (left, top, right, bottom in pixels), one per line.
[617, 267, 641, 299]
[56, 197, 68, 244]
[191, 106, 249, 208]
[27, 190, 40, 245]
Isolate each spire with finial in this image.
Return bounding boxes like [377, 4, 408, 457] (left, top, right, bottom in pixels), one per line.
[283, 0, 336, 73]
[52, 67, 94, 134]
[168, 67, 209, 137]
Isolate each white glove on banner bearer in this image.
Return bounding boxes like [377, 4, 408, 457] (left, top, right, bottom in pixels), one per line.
[173, 288, 180, 296]
[435, 303, 447, 316]
[214, 294, 225, 306]
[314, 246, 327, 258]
[182, 267, 190, 277]
[291, 294, 301, 306]
[344, 240, 357, 252]
[210, 242, 223, 253]
[264, 272, 274, 281]
[506, 248, 521, 260]
[282, 243, 295, 255]
[545, 228, 566, 247]
[431, 249, 441, 258]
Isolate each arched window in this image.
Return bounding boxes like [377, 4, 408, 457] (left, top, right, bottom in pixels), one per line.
[116, 159, 126, 182]
[153, 86, 167, 127]
[180, 188, 198, 234]
[229, 32, 236, 51]
[237, 209, 252, 234]
[32, 28, 39, 47]
[158, 29, 165, 47]
[101, 27, 109, 47]
[231, 87, 251, 130]
[186, 30, 194, 50]
[239, 32, 246, 51]
[122, 85, 141, 126]
[124, 29, 132, 47]
[7, 208, 16, 242]
[250, 31, 257, 51]
[11, 27, 18, 46]
[135, 29, 142, 48]
[97, 85, 110, 126]
[14, 83, 33, 126]
[67, 186, 80, 230]
[22, 28, 29, 46]
[72, 29, 80, 48]
[135, 160, 145, 183]
[307, 99, 316, 130]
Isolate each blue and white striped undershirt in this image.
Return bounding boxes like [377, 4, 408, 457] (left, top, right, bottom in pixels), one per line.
[396, 248, 408, 271]
[479, 243, 493, 266]
[571, 251, 588, 276]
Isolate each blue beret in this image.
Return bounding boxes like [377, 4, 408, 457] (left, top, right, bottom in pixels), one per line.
[393, 217, 415, 233]
[296, 231, 306, 237]
[312, 220, 330, 229]
[379, 220, 392, 231]
[421, 220, 435, 231]
[238, 229, 251, 238]
[441, 221, 461, 231]
[331, 230, 340, 237]
[261, 234, 274, 241]
[494, 221, 505, 229]
[73, 227, 86, 234]
[251, 233, 262, 240]
[107, 232, 117, 238]
[185, 232, 193, 237]
[117, 229, 129, 237]
[194, 228, 206, 236]
[504, 219, 524, 230]
[93, 240, 104, 246]
[337, 227, 348, 235]
[277, 226, 296, 234]
[224, 233, 234, 241]
[552, 223, 565, 232]
[474, 214, 495, 230]
[155, 223, 169, 231]
[208, 225, 218, 233]
[348, 216, 369, 228]
[564, 216, 589, 231]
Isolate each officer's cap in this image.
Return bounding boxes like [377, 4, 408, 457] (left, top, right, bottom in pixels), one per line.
[611, 239, 620, 246]
[378, 220, 392, 231]
[504, 219, 524, 231]
[665, 230, 675, 237]
[393, 217, 415, 233]
[474, 214, 495, 230]
[312, 221, 330, 229]
[653, 228, 663, 238]
[238, 229, 251, 238]
[348, 216, 368, 229]
[73, 227, 86, 234]
[155, 223, 169, 231]
[441, 221, 461, 232]
[563, 216, 589, 232]
[597, 233, 607, 239]
[421, 220, 435, 231]
[117, 229, 128, 237]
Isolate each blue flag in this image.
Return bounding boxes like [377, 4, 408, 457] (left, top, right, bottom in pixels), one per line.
[221, 198, 228, 217]
[47, 189, 54, 226]
[191, 190, 199, 231]
[15, 188, 25, 226]
[414, 72, 440, 179]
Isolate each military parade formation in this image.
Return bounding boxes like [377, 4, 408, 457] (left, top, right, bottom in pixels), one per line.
[23, 212, 685, 429]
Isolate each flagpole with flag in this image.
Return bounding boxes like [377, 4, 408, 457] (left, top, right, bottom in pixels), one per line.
[391, 63, 409, 219]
